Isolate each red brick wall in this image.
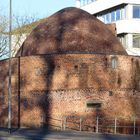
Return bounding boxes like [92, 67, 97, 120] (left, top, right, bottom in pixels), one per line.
[0, 54, 140, 130]
[106, 23, 116, 35]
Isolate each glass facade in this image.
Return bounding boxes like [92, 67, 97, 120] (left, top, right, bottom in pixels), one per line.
[118, 34, 127, 48]
[97, 4, 140, 24]
[133, 6, 140, 18]
[116, 9, 121, 20]
[97, 7, 125, 23]
[81, 0, 97, 7]
[81, 1, 140, 53]
[133, 34, 140, 48]
[118, 34, 140, 49]
[111, 11, 115, 22]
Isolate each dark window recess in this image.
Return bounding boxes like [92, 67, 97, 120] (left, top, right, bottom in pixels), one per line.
[74, 65, 79, 73]
[74, 65, 78, 70]
[57, 65, 60, 69]
[23, 99, 28, 109]
[87, 102, 101, 108]
[109, 91, 113, 96]
[105, 58, 108, 66]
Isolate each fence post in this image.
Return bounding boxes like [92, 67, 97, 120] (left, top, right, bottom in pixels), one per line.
[114, 118, 117, 134]
[133, 117, 136, 135]
[40, 115, 45, 128]
[61, 117, 63, 130]
[80, 117, 82, 131]
[64, 116, 67, 130]
[96, 116, 99, 133]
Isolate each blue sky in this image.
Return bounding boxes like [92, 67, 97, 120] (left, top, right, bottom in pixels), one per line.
[0, 0, 75, 18]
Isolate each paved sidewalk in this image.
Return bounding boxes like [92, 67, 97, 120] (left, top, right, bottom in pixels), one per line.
[0, 128, 140, 140]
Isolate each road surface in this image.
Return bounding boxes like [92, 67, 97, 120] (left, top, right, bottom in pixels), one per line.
[0, 128, 139, 140]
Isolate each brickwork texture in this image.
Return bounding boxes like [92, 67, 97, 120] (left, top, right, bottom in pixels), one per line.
[0, 54, 140, 132]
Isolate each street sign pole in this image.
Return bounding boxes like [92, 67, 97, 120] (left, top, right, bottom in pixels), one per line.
[8, 0, 12, 134]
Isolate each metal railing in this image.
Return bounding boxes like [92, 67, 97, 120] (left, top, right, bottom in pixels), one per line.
[58, 116, 140, 135]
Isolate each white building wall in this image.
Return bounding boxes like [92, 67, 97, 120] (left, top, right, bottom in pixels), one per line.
[77, 0, 140, 56]
[126, 4, 133, 19]
[116, 20, 140, 34]
[11, 33, 28, 57]
[76, 0, 81, 8]
[79, 0, 140, 14]
[127, 34, 133, 48]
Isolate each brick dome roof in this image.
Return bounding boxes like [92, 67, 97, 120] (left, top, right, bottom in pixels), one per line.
[16, 7, 127, 56]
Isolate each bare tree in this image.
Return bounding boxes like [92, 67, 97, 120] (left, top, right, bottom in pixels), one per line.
[0, 14, 38, 60]
[11, 15, 39, 56]
[0, 16, 9, 59]
[0, 34, 9, 58]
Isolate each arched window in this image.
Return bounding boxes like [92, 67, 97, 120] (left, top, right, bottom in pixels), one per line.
[111, 57, 118, 69]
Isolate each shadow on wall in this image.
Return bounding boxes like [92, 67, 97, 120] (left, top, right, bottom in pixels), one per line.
[0, 56, 55, 140]
[0, 55, 140, 129]
[18, 56, 55, 130]
[132, 59, 140, 91]
[0, 58, 20, 128]
[130, 58, 140, 118]
[0, 56, 140, 138]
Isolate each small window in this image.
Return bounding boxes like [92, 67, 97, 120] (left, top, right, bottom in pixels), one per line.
[111, 57, 118, 69]
[109, 91, 113, 96]
[87, 101, 101, 108]
[23, 99, 28, 109]
[74, 65, 78, 70]
[56, 65, 61, 70]
[35, 68, 42, 76]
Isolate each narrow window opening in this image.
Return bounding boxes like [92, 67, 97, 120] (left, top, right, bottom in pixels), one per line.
[109, 91, 113, 96]
[74, 65, 78, 70]
[57, 65, 61, 69]
[111, 57, 118, 69]
[87, 101, 102, 108]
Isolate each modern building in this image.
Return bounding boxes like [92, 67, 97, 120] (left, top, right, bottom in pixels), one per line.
[76, 0, 140, 56]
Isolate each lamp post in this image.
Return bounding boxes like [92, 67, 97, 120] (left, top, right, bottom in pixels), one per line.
[8, 0, 12, 134]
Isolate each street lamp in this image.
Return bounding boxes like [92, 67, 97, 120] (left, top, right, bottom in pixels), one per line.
[8, 0, 12, 134]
